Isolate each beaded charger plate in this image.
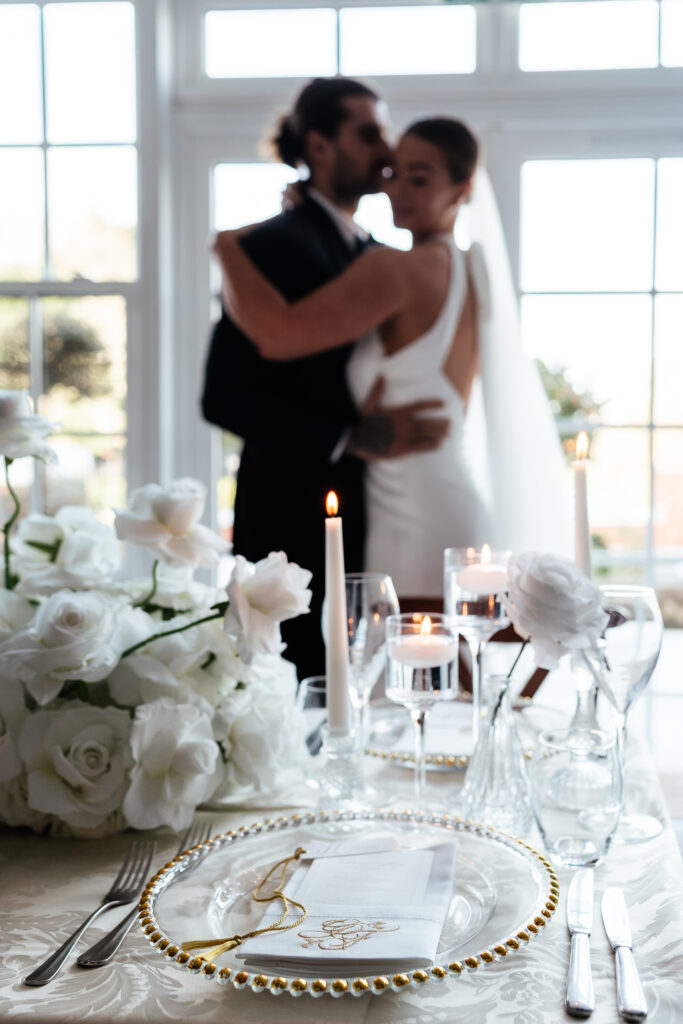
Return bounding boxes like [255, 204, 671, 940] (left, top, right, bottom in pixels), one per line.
[139, 810, 559, 998]
[365, 701, 566, 771]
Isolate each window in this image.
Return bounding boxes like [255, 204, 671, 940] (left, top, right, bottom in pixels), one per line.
[0, 1, 137, 522]
[520, 157, 683, 603]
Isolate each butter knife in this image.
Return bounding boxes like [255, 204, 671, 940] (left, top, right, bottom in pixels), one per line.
[566, 868, 595, 1017]
[601, 888, 648, 1021]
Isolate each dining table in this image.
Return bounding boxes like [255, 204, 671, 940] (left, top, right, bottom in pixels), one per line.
[2, 725, 683, 1024]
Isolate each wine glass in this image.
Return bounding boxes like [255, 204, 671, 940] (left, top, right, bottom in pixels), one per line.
[345, 572, 399, 749]
[583, 584, 663, 843]
[385, 613, 459, 805]
[444, 546, 510, 743]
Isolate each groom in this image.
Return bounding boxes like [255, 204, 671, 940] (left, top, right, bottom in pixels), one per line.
[202, 77, 449, 678]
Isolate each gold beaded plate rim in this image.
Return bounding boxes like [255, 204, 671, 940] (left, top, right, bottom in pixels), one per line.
[365, 701, 563, 771]
[139, 810, 559, 999]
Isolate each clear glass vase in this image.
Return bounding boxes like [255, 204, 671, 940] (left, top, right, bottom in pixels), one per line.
[459, 674, 533, 835]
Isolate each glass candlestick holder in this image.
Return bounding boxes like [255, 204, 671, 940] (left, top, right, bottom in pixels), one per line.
[444, 546, 511, 744]
[385, 613, 459, 806]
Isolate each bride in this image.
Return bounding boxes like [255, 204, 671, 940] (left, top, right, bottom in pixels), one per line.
[214, 118, 569, 596]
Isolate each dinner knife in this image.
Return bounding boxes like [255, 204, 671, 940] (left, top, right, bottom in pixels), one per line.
[601, 888, 648, 1021]
[565, 868, 595, 1018]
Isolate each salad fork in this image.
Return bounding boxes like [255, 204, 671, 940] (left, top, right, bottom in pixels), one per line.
[24, 841, 156, 986]
[77, 821, 214, 968]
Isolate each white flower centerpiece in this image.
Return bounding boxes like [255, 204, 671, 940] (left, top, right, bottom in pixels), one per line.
[0, 391, 312, 836]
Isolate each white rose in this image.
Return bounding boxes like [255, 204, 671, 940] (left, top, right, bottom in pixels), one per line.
[114, 478, 228, 569]
[118, 562, 222, 614]
[0, 776, 52, 832]
[110, 616, 240, 710]
[0, 389, 57, 462]
[0, 589, 35, 644]
[18, 702, 131, 832]
[123, 699, 222, 831]
[502, 552, 609, 670]
[13, 506, 121, 596]
[0, 591, 142, 705]
[212, 663, 307, 800]
[223, 552, 312, 663]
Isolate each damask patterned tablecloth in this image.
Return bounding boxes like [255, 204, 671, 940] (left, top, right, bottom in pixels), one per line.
[2, 746, 683, 1024]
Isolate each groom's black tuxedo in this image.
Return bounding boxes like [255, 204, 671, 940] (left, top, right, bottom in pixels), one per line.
[202, 193, 366, 679]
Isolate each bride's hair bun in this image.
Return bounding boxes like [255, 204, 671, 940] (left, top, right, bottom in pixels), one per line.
[265, 77, 379, 170]
[405, 118, 479, 184]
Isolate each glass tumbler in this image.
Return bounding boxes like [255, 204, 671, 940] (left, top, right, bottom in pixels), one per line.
[530, 727, 623, 868]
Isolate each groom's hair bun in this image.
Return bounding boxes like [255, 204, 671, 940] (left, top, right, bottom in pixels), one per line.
[268, 77, 379, 169]
[405, 118, 479, 184]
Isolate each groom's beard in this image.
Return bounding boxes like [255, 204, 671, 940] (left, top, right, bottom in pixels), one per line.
[331, 154, 387, 204]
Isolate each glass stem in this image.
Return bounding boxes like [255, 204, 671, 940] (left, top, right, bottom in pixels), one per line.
[615, 709, 628, 814]
[467, 637, 485, 744]
[410, 707, 428, 805]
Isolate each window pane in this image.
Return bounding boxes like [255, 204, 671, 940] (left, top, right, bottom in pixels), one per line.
[654, 295, 683, 425]
[204, 9, 337, 78]
[587, 428, 650, 555]
[522, 294, 652, 425]
[340, 5, 476, 76]
[521, 159, 655, 292]
[0, 5, 42, 143]
[655, 158, 683, 291]
[46, 433, 125, 520]
[47, 146, 137, 281]
[44, 1, 136, 143]
[661, 0, 683, 66]
[0, 149, 44, 281]
[39, 296, 127, 436]
[519, 1, 659, 71]
[213, 163, 299, 229]
[654, 430, 683, 555]
[0, 298, 30, 391]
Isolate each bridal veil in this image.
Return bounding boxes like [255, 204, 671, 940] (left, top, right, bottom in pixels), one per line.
[463, 170, 572, 556]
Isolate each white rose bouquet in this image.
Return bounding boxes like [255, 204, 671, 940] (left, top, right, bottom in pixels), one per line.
[0, 396, 313, 836]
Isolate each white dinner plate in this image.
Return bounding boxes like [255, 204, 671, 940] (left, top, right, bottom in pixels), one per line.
[140, 809, 559, 998]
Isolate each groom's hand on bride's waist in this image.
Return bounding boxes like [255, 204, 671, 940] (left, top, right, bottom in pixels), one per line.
[347, 377, 450, 461]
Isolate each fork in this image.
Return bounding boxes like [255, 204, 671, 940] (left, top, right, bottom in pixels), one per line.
[76, 821, 214, 968]
[24, 841, 156, 987]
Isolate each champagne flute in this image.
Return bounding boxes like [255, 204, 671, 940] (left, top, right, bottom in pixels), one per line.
[345, 572, 399, 749]
[583, 584, 663, 843]
[385, 613, 459, 805]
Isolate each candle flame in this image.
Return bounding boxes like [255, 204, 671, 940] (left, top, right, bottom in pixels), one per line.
[576, 431, 589, 460]
[481, 543, 491, 565]
[420, 616, 432, 636]
[325, 491, 339, 516]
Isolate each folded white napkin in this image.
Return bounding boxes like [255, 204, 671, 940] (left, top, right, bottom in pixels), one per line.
[237, 836, 457, 976]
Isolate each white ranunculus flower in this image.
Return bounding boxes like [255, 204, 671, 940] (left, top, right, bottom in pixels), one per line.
[0, 591, 144, 705]
[223, 552, 312, 663]
[18, 702, 131, 832]
[211, 664, 306, 801]
[123, 699, 222, 831]
[13, 506, 121, 596]
[502, 552, 609, 670]
[0, 390, 57, 462]
[0, 589, 35, 644]
[114, 478, 229, 569]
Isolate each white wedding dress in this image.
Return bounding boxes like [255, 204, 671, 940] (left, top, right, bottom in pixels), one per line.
[347, 237, 490, 596]
[347, 176, 572, 596]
